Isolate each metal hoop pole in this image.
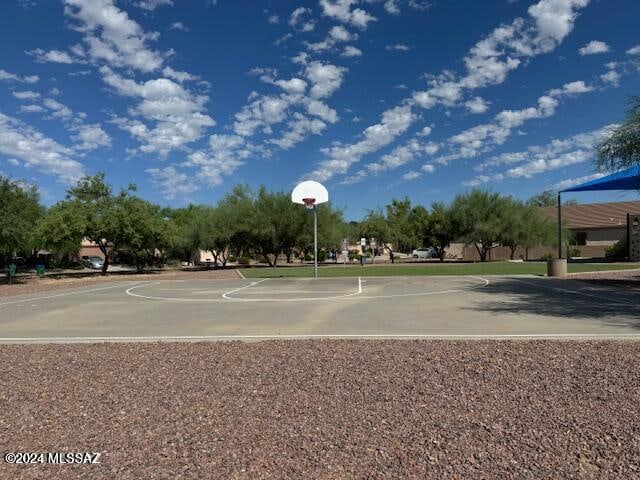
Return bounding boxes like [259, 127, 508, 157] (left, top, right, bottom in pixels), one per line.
[314, 206, 318, 278]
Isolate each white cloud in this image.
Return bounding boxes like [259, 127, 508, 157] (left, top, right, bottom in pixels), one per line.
[29, 48, 75, 64]
[385, 43, 410, 51]
[408, 0, 432, 10]
[464, 125, 614, 185]
[600, 69, 621, 86]
[346, 137, 440, 184]
[547, 80, 593, 97]
[0, 112, 84, 183]
[270, 113, 327, 150]
[305, 61, 347, 99]
[402, 170, 421, 180]
[19, 105, 46, 113]
[307, 25, 357, 53]
[421, 163, 435, 173]
[146, 166, 198, 199]
[305, 99, 339, 123]
[168, 22, 188, 32]
[384, 0, 400, 15]
[12, 91, 41, 100]
[527, 0, 590, 48]
[276, 78, 308, 94]
[417, 126, 432, 136]
[134, 0, 173, 10]
[627, 45, 640, 56]
[71, 123, 111, 151]
[329, 25, 355, 42]
[319, 0, 377, 29]
[101, 66, 215, 155]
[64, 0, 166, 72]
[233, 94, 293, 137]
[579, 40, 610, 56]
[464, 96, 490, 114]
[0, 69, 39, 84]
[305, 0, 590, 181]
[181, 134, 253, 187]
[289, 7, 316, 32]
[342, 45, 363, 57]
[43, 98, 74, 119]
[309, 105, 417, 181]
[162, 66, 198, 83]
[551, 172, 605, 191]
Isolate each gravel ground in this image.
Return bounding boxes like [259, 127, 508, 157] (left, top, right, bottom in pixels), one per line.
[0, 268, 241, 298]
[1, 340, 639, 479]
[570, 268, 640, 292]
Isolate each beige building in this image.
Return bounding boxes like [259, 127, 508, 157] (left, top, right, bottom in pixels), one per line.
[453, 200, 640, 261]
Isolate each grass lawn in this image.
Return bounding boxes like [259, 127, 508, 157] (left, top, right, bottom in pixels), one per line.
[241, 262, 640, 278]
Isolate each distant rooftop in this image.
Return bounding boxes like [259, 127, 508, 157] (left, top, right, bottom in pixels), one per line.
[542, 200, 640, 230]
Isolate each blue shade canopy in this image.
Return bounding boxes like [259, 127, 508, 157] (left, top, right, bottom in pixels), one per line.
[562, 166, 640, 192]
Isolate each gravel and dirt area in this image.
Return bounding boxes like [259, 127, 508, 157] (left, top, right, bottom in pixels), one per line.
[570, 268, 640, 292]
[0, 268, 241, 298]
[1, 340, 639, 479]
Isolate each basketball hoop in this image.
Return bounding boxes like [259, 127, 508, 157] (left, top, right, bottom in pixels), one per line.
[291, 181, 329, 279]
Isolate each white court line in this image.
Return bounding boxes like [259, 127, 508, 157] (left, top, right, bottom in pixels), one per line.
[2, 333, 640, 343]
[125, 276, 489, 303]
[222, 276, 363, 302]
[235, 269, 246, 279]
[512, 277, 636, 306]
[221, 279, 270, 299]
[0, 282, 142, 308]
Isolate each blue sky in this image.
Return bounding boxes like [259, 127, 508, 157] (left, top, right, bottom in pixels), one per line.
[0, 0, 638, 219]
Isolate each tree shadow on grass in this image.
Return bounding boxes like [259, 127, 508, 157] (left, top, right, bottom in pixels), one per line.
[464, 277, 640, 330]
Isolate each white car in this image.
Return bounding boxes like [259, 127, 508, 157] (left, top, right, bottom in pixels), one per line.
[412, 247, 437, 259]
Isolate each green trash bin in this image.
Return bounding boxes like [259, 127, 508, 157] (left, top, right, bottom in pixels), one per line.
[6, 264, 17, 283]
[36, 263, 45, 277]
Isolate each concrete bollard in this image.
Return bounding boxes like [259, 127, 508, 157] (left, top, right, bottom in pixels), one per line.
[547, 259, 567, 277]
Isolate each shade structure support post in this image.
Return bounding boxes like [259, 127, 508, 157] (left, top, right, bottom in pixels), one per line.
[313, 206, 318, 279]
[557, 192, 562, 259]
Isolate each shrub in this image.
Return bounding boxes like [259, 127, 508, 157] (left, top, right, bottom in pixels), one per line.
[318, 250, 327, 262]
[228, 255, 237, 262]
[238, 256, 251, 266]
[540, 253, 554, 261]
[567, 248, 581, 258]
[605, 238, 627, 260]
[304, 253, 312, 261]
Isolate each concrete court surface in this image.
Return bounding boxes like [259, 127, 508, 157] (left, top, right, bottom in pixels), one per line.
[0, 275, 639, 342]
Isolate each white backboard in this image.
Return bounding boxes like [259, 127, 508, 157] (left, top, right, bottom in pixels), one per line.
[291, 181, 329, 205]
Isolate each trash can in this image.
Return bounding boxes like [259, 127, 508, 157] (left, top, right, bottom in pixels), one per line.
[6, 264, 17, 282]
[36, 263, 45, 277]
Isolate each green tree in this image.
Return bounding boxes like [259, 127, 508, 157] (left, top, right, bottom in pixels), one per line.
[360, 210, 394, 263]
[35, 201, 86, 265]
[64, 173, 131, 275]
[451, 189, 507, 262]
[0, 176, 42, 263]
[597, 97, 640, 171]
[114, 196, 168, 272]
[528, 191, 557, 207]
[528, 190, 576, 207]
[422, 202, 458, 261]
[385, 197, 417, 254]
[499, 199, 531, 260]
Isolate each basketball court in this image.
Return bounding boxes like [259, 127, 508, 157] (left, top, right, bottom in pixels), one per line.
[1, 274, 639, 342]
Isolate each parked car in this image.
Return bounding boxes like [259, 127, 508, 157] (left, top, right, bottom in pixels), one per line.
[412, 247, 437, 259]
[81, 255, 104, 270]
